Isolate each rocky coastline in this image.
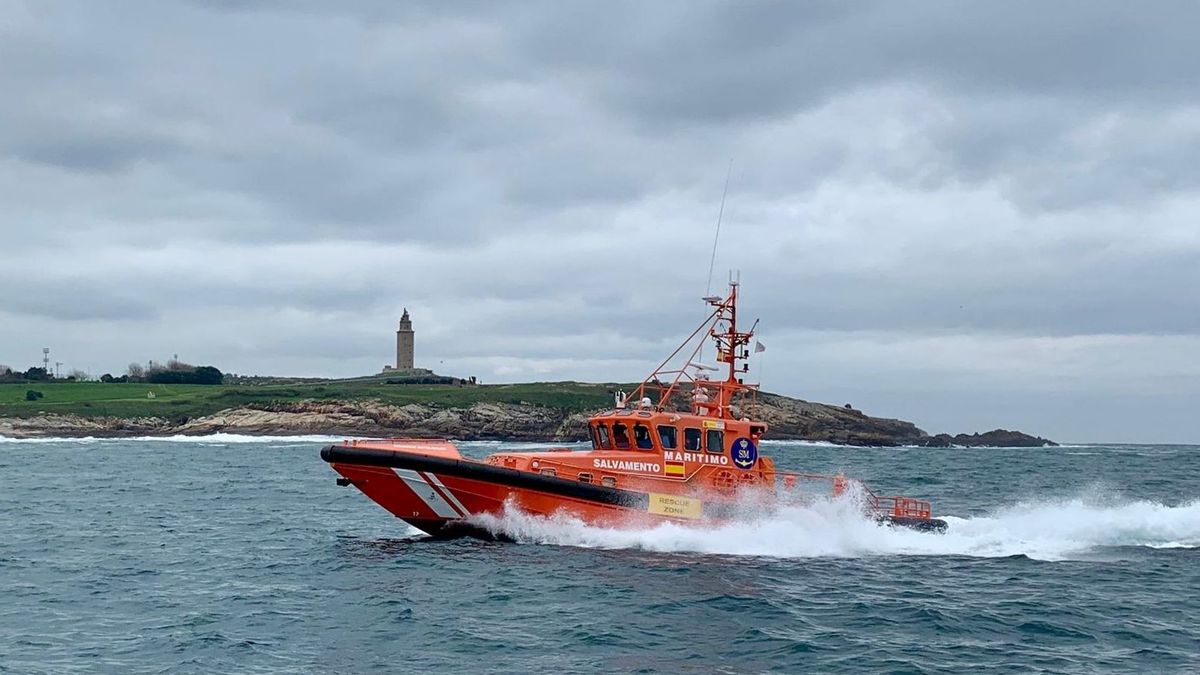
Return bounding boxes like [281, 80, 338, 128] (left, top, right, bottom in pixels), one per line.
[0, 396, 1055, 447]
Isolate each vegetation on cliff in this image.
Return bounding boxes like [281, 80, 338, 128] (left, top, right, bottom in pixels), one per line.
[0, 379, 1054, 446]
[0, 380, 615, 423]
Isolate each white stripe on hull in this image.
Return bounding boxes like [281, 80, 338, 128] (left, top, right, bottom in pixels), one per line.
[423, 472, 470, 516]
[394, 468, 461, 519]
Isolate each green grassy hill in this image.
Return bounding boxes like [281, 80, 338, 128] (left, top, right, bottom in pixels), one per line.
[0, 380, 623, 422]
[1, 379, 1055, 447]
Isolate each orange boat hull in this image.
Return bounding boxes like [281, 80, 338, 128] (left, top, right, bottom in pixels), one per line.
[322, 441, 947, 537]
[321, 444, 686, 538]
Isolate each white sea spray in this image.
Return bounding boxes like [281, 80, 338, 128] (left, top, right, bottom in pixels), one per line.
[475, 493, 1200, 562]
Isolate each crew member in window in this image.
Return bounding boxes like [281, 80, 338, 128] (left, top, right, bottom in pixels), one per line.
[634, 424, 653, 449]
[613, 423, 631, 449]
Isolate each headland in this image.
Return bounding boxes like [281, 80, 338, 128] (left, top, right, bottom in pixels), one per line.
[0, 379, 1054, 446]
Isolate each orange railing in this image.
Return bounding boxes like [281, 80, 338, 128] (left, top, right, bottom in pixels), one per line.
[870, 496, 933, 520]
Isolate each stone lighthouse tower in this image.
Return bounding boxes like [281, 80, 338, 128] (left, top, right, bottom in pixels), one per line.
[396, 308, 414, 370]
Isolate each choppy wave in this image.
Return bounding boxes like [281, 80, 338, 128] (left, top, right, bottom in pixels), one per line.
[759, 439, 843, 447]
[3, 437, 1197, 673]
[474, 494, 1200, 561]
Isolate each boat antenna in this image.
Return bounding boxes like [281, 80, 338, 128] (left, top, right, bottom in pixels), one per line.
[705, 158, 733, 297]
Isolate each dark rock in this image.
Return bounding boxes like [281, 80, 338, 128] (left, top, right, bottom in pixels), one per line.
[755, 393, 926, 446]
[920, 434, 955, 447]
[945, 429, 1057, 447]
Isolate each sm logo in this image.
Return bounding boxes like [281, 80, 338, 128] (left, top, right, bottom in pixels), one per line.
[731, 437, 757, 470]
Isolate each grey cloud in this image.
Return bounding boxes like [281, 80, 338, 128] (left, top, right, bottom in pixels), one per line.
[763, 249, 1200, 336]
[7, 0, 1195, 243]
[9, 130, 177, 174]
[524, 2, 1200, 124]
[0, 278, 159, 322]
[1, 1, 1199, 441]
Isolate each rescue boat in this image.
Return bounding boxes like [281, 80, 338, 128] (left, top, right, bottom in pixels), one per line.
[322, 281, 948, 538]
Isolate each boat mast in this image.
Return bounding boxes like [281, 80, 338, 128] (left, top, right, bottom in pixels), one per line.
[726, 279, 738, 388]
[708, 276, 754, 417]
[635, 278, 759, 420]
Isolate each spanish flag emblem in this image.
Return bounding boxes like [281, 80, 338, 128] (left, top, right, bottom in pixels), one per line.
[665, 461, 686, 477]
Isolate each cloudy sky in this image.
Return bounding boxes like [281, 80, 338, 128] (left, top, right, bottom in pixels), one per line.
[2, 1, 1197, 442]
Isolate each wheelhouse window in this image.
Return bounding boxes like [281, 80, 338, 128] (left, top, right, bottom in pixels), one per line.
[657, 425, 678, 449]
[633, 424, 653, 449]
[706, 429, 724, 454]
[594, 424, 611, 449]
[684, 427, 702, 451]
[612, 423, 631, 449]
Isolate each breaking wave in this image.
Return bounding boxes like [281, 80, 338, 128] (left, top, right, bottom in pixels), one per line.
[758, 439, 843, 448]
[473, 494, 1200, 562]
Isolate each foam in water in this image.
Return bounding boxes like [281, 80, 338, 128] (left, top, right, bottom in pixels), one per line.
[473, 493, 1200, 561]
[758, 439, 842, 448]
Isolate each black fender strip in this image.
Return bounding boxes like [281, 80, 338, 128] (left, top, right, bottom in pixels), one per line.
[885, 516, 949, 533]
[321, 445, 649, 510]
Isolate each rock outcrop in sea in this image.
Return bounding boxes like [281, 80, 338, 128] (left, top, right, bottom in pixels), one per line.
[0, 395, 1055, 446]
[917, 429, 1058, 448]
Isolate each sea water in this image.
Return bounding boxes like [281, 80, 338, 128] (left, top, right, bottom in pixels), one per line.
[1, 437, 1197, 673]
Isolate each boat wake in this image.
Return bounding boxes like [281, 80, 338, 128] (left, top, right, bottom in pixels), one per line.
[473, 494, 1200, 561]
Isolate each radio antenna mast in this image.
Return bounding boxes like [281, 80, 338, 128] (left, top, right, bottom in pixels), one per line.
[705, 159, 733, 297]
